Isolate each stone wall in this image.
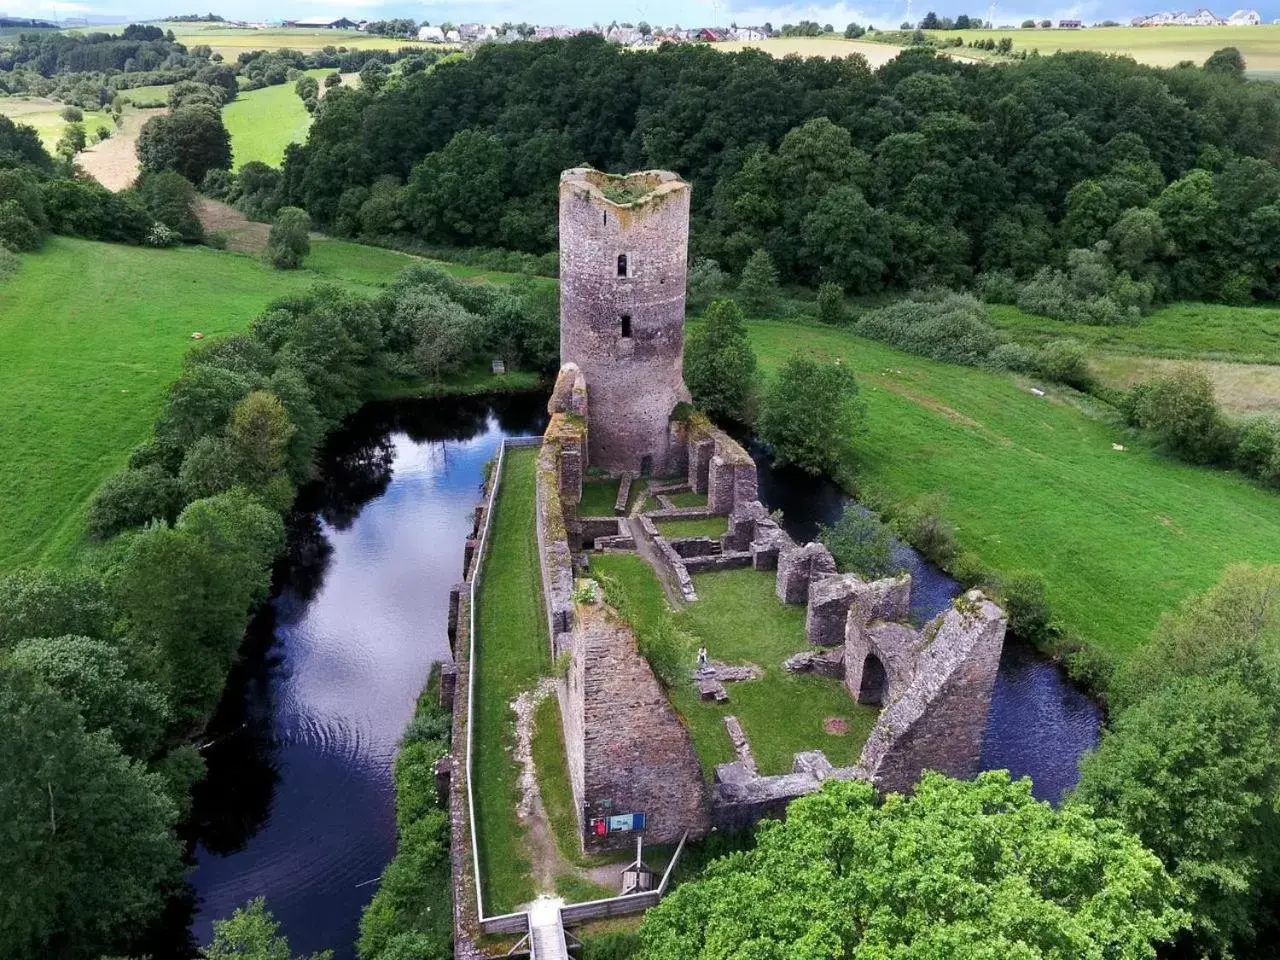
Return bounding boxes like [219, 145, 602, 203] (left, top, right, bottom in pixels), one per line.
[559, 169, 691, 475]
[775, 541, 837, 604]
[856, 591, 1007, 795]
[572, 601, 710, 851]
[805, 573, 912, 648]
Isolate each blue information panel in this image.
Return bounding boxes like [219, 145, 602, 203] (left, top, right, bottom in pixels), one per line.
[589, 812, 647, 835]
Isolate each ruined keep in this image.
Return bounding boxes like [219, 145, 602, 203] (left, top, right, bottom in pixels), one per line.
[559, 168, 691, 475]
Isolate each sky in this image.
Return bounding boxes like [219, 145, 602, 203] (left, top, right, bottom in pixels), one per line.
[14, 0, 1277, 31]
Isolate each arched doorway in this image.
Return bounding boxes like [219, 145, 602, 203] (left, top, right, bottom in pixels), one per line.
[859, 653, 887, 706]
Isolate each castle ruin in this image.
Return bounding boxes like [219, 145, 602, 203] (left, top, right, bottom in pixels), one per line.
[532, 167, 1007, 853]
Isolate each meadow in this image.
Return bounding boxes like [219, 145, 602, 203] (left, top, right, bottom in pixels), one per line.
[0, 96, 113, 150]
[732, 317, 1280, 663]
[0, 235, 533, 573]
[988, 301, 1280, 416]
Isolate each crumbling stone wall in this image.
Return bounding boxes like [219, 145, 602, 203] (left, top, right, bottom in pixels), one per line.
[856, 591, 1006, 795]
[806, 573, 912, 648]
[571, 601, 710, 851]
[776, 541, 837, 604]
[559, 169, 691, 475]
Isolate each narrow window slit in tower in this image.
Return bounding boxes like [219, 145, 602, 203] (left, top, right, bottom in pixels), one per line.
[620, 314, 632, 339]
[603, 211, 607, 226]
[617, 253, 628, 277]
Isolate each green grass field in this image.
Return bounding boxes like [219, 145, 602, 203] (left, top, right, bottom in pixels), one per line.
[0, 97, 114, 150]
[0, 235, 540, 573]
[654, 516, 729, 539]
[735, 317, 1280, 662]
[989, 301, 1280, 416]
[117, 83, 175, 105]
[222, 81, 313, 169]
[593, 554, 878, 777]
[471, 446, 548, 914]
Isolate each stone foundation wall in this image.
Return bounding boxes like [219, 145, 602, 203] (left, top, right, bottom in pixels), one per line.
[806, 573, 912, 648]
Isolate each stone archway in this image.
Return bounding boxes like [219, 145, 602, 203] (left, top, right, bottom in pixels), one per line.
[858, 653, 888, 706]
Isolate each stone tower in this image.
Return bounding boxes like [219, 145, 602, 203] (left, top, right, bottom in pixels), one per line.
[559, 168, 691, 475]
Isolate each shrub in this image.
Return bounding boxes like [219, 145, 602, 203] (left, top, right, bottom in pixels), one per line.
[136, 169, 204, 241]
[988, 342, 1037, 373]
[1000, 571, 1052, 643]
[0, 200, 41, 252]
[758, 354, 863, 476]
[0, 569, 112, 647]
[355, 811, 451, 960]
[976, 270, 1019, 304]
[1016, 246, 1148, 326]
[686, 257, 729, 307]
[136, 104, 232, 185]
[892, 493, 956, 568]
[60, 105, 84, 123]
[201, 168, 233, 199]
[86, 464, 182, 539]
[816, 282, 846, 325]
[1035, 339, 1094, 390]
[856, 289, 1000, 366]
[0, 245, 18, 282]
[145, 222, 179, 247]
[1219, 272, 1253, 306]
[94, 125, 111, 143]
[819, 506, 898, 579]
[264, 206, 311, 269]
[0, 169, 49, 235]
[582, 931, 642, 960]
[55, 122, 87, 158]
[324, 72, 342, 88]
[1128, 368, 1233, 465]
[1235, 417, 1280, 487]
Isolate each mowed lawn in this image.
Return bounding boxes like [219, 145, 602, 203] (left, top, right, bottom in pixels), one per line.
[737, 318, 1280, 661]
[0, 235, 419, 572]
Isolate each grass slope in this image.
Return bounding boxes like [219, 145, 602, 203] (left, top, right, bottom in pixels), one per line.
[72, 24, 432, 57]
[0, 96, 113, 150]
[0, 235, 499, 572]
[223, 81, 314, 169]
[738, 318, 1280, 661]
[471, 445, 548, 914]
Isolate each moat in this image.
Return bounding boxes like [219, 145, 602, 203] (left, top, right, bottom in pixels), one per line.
[155, 393, 1100, 957]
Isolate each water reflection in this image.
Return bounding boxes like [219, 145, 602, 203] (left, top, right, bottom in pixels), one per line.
[144, 394, 546, 960]
[747, 439, 1102, 804]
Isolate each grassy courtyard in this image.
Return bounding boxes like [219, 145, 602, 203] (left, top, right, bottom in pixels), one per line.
[592, 554, 878, 778]
[654, 516, 730, 539]
[733, 317, 1280, 663]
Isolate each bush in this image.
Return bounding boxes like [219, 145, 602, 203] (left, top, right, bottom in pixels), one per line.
[145, 222, 179, 247]
[324, 72, 342, 88]
[86, 464, 182, 539]
[1000, 571, 1052, 643]
[582, 931, 642, 960]
[1035, 339, 1094, 390]
[892, 493, 956, 568]
[1016, 246, 1148, 326]
[356, 811, 451, 960]
[136, 169, 204, 241]
[201, 168, 233, 199]
[816, 281, 845, 325]
[0, 200, 40, 252]
[60, 105, 84, 123]
[686, 257, 729, 308]
[136, 104, 232, 185]
[819, 506, 898, 579]
[0, 245, 18, 282]
[1128, 368, 1233, 465]
[264, 206, 311, 269]
[1235, 416, 1280, 487]
[856, 289, 1000, 366]
[987, 342, 1037, 373]
[976, 270, 1019, 304]
[758, 354, 863, 476]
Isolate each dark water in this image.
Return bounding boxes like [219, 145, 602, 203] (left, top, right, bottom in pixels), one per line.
[143, 394, 547, 960]
[748, 439, 1103, 805]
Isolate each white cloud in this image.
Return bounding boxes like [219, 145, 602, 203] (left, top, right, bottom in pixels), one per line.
[23, 0, 126, 13]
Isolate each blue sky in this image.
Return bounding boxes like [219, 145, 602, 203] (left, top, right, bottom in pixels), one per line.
[18, 0, 1277, 30]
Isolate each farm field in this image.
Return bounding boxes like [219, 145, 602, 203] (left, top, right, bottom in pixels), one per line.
[72, 23, 428, 57]
[989, 302, 1280, 415]
[223, 80, 314, 169]
[0, 96, 113, 150]
[911, 24, 1280, 71]
[0, 235, 482, 573]
[732, 317, 1280, 663]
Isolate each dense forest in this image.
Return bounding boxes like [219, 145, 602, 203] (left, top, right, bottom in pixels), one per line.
[277, 36, 1280, 304]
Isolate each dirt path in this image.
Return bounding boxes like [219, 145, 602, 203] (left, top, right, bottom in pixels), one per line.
[197, 197, 272, 253]
[76, 108, 163, 191]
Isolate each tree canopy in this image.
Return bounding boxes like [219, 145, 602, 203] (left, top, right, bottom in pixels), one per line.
[640, 772, 1186, 959]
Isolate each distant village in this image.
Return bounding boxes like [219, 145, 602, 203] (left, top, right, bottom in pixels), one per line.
[277, 17, 766, 46]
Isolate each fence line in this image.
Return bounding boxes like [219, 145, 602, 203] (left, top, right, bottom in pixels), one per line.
[467, 436, 687, 936]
